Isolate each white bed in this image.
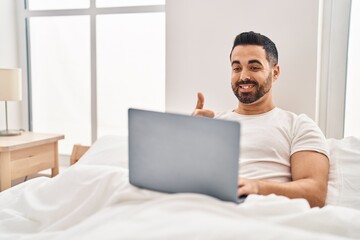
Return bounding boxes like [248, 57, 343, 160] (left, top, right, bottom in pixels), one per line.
[1, 135, 360, 239]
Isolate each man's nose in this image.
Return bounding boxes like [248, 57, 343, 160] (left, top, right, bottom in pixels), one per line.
[240, 69, 250, 80]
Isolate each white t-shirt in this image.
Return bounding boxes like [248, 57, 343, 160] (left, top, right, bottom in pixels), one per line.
[216, 107, 329, 182]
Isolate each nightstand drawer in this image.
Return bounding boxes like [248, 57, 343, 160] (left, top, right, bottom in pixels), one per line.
[10, 143, 55, 180]
[0, 132, 64, 191]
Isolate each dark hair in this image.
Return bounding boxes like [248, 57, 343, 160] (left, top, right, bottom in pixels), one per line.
[230, 31, 278, 65]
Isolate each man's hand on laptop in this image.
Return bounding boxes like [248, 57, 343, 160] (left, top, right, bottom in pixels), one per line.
[192, 92, 215, 118]
[238, 178, 259, 196]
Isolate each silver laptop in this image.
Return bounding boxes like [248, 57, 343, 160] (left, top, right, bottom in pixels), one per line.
[128, 108, 245, 203]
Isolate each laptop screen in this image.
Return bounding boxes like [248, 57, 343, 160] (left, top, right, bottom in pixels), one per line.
[128, 108, 241, 202]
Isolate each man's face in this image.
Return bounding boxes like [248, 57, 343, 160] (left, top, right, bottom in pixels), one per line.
[230, 45, 278, 104]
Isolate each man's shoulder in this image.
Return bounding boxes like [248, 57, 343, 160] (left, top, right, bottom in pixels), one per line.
[274, 108, 315, 123]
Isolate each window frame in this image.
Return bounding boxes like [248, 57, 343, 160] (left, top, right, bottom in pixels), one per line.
[317, 0, 352, 139]
[17, 0, 165, 144]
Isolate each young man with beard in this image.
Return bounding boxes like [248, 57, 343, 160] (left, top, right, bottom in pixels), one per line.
[192, 31, 329, 208]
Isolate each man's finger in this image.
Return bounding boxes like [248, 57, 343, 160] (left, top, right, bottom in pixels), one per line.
[195, 92, 205, 110]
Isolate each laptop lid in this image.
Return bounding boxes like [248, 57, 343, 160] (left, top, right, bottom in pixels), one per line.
[128, 108, 241, 203]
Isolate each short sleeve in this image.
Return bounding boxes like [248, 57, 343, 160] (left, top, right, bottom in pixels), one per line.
[291, 114, 330, 158]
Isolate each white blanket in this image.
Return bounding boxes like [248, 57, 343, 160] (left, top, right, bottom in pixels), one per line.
[1, 136, 360, 240]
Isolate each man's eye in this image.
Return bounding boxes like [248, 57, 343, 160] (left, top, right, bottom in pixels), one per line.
[233, 67, 241, 72]
[250, 66, 261, 71]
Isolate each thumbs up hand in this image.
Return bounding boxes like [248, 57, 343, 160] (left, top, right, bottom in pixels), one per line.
[191, 92, 215, 118]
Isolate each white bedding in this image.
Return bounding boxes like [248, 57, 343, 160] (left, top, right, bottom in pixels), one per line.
[1, 135, 360, 240]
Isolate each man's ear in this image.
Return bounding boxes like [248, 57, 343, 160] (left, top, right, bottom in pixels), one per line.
[272, 64, 280, 82]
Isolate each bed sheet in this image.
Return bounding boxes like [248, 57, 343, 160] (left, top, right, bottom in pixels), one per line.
[0, 135, 359, 240]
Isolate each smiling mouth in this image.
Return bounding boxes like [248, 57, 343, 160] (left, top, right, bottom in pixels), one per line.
[240, 84, 255, 89]
[238, 83, 256, 93]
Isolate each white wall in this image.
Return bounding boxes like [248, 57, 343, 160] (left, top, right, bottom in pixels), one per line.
[0, 0, 23, 130]
[166, 0, 320, 121]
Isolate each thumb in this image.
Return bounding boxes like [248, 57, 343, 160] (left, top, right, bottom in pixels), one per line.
[195, 92, 205, 110]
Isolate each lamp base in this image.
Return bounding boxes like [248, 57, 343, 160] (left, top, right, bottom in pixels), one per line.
[0, 129, 22, 136]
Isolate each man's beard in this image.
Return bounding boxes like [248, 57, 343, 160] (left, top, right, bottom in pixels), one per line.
[232, 73, 272, 104]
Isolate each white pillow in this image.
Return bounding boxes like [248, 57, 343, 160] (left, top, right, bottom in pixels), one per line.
[77, 135, 128, 168]
[326, 136, 360, 209]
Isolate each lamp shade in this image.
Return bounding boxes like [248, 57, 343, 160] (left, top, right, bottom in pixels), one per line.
[0, 68, 22, 101]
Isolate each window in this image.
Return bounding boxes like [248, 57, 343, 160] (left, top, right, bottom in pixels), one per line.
[344, 0, 360, 137]
[29, 16, 91, 154]
[24, 1, 165, 154]
[28, 0, 90, 10]
[96, 13, 165, 137]
[96, 0, 164, 8]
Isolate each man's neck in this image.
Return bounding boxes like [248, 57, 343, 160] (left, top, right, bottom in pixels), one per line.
[234, 95, 275, 115]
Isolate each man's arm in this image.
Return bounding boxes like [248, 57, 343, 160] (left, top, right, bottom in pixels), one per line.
[238, 150, 329, 208]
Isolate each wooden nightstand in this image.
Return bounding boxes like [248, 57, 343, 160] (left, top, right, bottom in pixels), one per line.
[0, 132, 64, 191]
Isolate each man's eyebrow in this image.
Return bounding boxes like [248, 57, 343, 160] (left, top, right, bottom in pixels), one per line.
[231, 59, 263, 66]
[248, 59, 263, 66]
[231, 60, 240, 66]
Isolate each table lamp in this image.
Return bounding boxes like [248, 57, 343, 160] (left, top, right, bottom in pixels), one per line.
[0, 68, 22, 136]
